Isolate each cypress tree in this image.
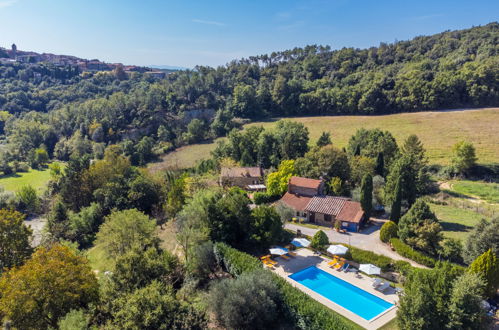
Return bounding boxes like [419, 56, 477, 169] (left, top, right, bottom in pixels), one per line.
[375, 152, 384, 176]
[469, 249, 499, 298]
[360, 173, 373, 220]
[390, 176, 402, 223]
[354, 144, 361, 156]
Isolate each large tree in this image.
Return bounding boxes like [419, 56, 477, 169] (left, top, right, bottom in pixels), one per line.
[0, 209, 32, 272]
[451, 140, 478, 174]
[95, 209, 159, 258]
[266, 160, 296, 196]
[347, 128, 399, 165]
[250, 205, 284, 249]
[398, 199, 442, 255]
[108, 281, 206, 330]
[0, 245, 98, 329]
[447, 272, 488, 329]
[463, 217, 499, 264]
[397, 262, 462, 330]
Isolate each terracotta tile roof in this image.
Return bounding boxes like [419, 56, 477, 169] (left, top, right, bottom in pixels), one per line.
[305, 196, 349, 216]
[221, 167, 263, 178]
[337, 201, 364, 223]
[280, 192, 312, 212]
[289, 176, 322, 190]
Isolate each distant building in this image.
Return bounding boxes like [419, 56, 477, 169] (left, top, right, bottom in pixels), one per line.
[144, 70, 166, 79]
[219, 167, 265, 190]
[11, 43, 17, 56]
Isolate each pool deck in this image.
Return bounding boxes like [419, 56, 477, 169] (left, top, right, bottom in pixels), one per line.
[269, 248, 398, 330]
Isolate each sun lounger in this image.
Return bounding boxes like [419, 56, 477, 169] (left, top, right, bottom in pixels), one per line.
[263, 262, 274, 269]
[280, 255, 290, 260]
[288, 251, 297, 257]
[328, 257, 338, 265]
[376, 282, 390, 292]
[372, 278, 382, 288]
[268, 259, 277, 265]
[342, 263, 350, 272]
[333, 261, 344, 270]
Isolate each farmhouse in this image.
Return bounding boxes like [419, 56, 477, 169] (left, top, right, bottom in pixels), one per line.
[219, 167, 265, 190]
[280, 176, 365, 232]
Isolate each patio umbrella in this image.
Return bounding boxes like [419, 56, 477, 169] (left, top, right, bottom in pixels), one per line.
[269, 247, 289, 256]
[359, 264, 381, 275]
[327, 244, 349, 255]
[291, 238, 311, 248]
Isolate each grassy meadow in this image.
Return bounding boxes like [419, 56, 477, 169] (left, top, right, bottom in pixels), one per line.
[430, 203, 485, 241]
[450, 180, 499, 204]
[0, 166, 54, 192]
[155, 108, 499, 169]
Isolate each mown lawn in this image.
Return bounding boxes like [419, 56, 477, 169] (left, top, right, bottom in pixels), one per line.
[152, 108, 499, 169]
[450, 180, 499, 204]
[379, 318, 398, 330]
[0, 166, 57, 192]
[430, 203, 485, 241]
[148, 140, 222, 172]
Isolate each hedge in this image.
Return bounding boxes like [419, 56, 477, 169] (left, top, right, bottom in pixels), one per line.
[390, 238, 436, 268]
[213, 242, 361, 330]
[344, 244, 395, 272]
[253, 192, 280, 205]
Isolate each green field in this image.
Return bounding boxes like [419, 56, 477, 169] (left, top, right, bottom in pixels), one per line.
[430, 203, 485, 241]
[155, 108, 499, 169]
[450, 180, 499, 204]
[0, 167, 55, 192]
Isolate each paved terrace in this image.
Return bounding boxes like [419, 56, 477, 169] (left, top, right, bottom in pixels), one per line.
[270, 248, 398, 330]
[285, 220, 426, 268]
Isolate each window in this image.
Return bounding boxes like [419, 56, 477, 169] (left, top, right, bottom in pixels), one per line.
[324, 214, 332, 222]
[342, 222, 349, 227]
[296, 211, 300, 216]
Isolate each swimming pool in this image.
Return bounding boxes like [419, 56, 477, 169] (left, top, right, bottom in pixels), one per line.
[289, 266, 394, 321]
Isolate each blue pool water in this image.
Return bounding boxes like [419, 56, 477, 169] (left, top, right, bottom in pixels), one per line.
[289, 266, 393, 321]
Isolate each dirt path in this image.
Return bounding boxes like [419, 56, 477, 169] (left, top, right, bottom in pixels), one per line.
[24, 216, 46, 247]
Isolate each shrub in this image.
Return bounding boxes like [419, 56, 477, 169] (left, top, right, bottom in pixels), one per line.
[311, 230, 329, 250]
[390, 238, 436, 267]
[16, 185, 40, 214]
[207, 269, 281, 330]
[253, 192, 279, 205]
[380, 221, 398, 243]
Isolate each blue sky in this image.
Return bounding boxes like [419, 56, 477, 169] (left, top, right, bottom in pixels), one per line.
[0, 0, 498, 68]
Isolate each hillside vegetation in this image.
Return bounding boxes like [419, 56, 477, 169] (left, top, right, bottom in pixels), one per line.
[1, 23, 498, 171]
[158, 107, 499, 169]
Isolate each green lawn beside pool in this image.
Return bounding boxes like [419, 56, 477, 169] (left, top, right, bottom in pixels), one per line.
[430, 203, 485, 241]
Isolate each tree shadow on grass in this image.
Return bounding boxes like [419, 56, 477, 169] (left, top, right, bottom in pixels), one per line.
[440, 189, 473, 200]
[0, 173, 22, 179]
[440, 221, 473, 233]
